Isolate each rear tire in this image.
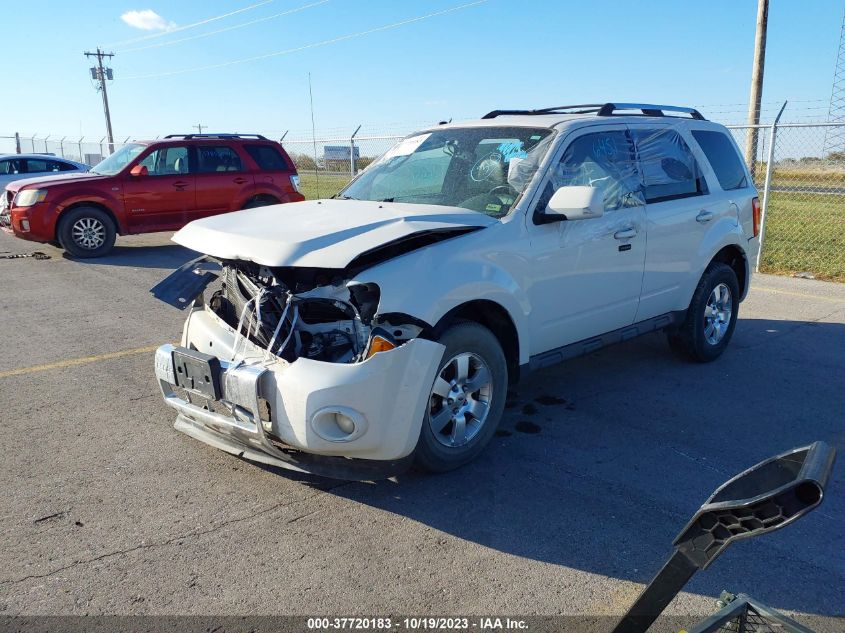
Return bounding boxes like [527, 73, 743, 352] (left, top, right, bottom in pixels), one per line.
[668, 262, 739, 362]
[57, 206, 116, 258]
[414, 322, 508, 473]
[242, 195, 280, 209]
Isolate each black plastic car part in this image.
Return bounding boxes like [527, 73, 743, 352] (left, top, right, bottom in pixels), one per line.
[150, 255, 220, 309]
[612, 441, 836, 633]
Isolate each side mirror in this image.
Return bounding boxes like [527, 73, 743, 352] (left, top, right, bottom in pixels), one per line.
[129, 165, 148, 178]
[539, 186, 604, 223]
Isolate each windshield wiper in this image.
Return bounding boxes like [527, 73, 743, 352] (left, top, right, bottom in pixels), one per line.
[333, 194, 358, 200]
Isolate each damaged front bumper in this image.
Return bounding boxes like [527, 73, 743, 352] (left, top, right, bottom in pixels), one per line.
[154, 307, 444, 480]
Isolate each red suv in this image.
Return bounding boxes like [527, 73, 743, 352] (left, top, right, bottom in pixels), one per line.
[0, 134, 304, 257]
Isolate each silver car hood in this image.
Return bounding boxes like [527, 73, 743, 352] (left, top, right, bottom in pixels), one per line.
[172, 199, 495, 268]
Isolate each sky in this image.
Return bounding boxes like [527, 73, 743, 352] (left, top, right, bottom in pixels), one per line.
[4, 0, 844, 141]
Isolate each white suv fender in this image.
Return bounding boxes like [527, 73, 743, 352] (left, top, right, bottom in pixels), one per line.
[352, 223, 531, 366]
[683, 231, 751, 311]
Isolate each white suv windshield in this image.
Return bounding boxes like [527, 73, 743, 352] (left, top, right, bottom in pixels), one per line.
[339, 127, 555, 218]
[91, 143, 147, 175]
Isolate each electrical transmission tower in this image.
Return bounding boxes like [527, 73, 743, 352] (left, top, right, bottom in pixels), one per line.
[824, 9, 845, 158]
[85, 48, 116, 153]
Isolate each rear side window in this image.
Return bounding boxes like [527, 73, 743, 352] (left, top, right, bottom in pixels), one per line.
[632, 129, 708, 203]
[24, 159, 51, 173]
[196, 146, 243, 173]
[245, 144, 289, 171]
[691, 130, 748, 190]
[57, 161, 78, 171]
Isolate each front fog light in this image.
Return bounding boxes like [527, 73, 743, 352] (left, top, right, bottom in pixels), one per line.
[311, 407, 367, 442]
[20, 219, 30, 231]
[334, 412, 355, 434]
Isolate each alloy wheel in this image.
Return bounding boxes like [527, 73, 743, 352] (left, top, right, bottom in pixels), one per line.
[71, 217, 106, 250]
[704, 282, 733, 345]
[428, 352, 493, 447]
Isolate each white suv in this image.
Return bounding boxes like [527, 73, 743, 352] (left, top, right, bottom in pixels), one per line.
[152, 102, 760, 479]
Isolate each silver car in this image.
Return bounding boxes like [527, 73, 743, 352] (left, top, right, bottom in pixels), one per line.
[0, 154, 88, 190]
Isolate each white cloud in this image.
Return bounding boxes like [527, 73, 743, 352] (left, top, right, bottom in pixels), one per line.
[121, 9, 176, 31]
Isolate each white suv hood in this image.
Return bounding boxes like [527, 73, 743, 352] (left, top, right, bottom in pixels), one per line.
[173, 199, 495, 268]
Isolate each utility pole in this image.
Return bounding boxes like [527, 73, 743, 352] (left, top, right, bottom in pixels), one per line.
[193, 124, 205, 135]
[744, 0, 768, 178]
[85, 48, 115, 153]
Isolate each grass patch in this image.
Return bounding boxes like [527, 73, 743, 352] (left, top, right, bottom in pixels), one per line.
[297, 172, 352, 200]
[773, 169, 845, 188]
[761, 192, 845, 282]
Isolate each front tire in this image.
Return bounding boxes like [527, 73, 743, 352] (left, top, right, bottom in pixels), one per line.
[57, 206, 116, 258]
[668, 262, 739, 362]
[414, 322, 508, 473]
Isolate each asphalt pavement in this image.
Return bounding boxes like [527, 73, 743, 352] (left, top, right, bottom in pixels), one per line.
[0, 231, 843, 629]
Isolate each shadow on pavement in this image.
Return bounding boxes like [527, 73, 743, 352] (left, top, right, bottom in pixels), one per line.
[261, 317, 845, 617]
[63, 243, 198, 269]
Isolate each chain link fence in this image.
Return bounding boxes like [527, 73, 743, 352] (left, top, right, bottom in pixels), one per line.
[0, 134, 131, 166]
[281, 135, 403, 200]
[3, 121, 844, 282]
[726, 122, 845, 282]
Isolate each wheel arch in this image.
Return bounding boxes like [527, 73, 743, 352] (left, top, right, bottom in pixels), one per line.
[57, 201, 124, 238]
[709, 244, 749, 300]
[432, 299, 521, 385]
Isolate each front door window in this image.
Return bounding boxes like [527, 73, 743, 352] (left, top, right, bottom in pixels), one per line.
[139, 147, 190, 175]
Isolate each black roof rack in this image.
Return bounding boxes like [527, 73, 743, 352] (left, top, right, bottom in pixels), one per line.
[163, 133, 269, 140]
[482, 104, 605, 119]
[482, 102, 705, 121]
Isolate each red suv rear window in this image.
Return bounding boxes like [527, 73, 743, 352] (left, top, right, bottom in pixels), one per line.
[244, 145, 290, 171]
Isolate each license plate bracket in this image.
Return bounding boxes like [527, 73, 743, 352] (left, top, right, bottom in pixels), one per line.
[172, 347, 222, 400]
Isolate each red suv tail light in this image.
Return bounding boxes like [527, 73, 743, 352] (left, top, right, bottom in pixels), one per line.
[752, 197, 761, 237]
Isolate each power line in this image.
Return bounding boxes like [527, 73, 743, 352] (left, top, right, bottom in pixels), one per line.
[103, 0, 275, 48]
[124, 0, 490, 80]
[118, 0, 329, 53]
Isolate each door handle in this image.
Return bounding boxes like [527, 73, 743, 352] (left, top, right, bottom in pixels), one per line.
[613, 228, 637, 240]
[172, 181, 189, 190]
[233, 177, 247, 184]
[696, 210, 714, 223]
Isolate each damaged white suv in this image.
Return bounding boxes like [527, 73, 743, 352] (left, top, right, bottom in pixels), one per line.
[152, 103, 760, 479]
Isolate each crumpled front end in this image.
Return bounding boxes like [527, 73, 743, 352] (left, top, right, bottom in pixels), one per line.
[152, 259, 444, 479]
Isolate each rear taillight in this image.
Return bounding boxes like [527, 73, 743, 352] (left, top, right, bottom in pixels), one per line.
[289, 175, 301, 193]
[752, 197, 761, 237]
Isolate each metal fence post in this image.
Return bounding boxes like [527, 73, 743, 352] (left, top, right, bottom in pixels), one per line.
[350, 124, 361, 179]
[44, 135, 50, 153]
[59, 136, 66, 158]
[757, 101, 787, 273]
[78, 136, 84, 161]
[14, 132, 21, 154]
[30, 135, 37, 153]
